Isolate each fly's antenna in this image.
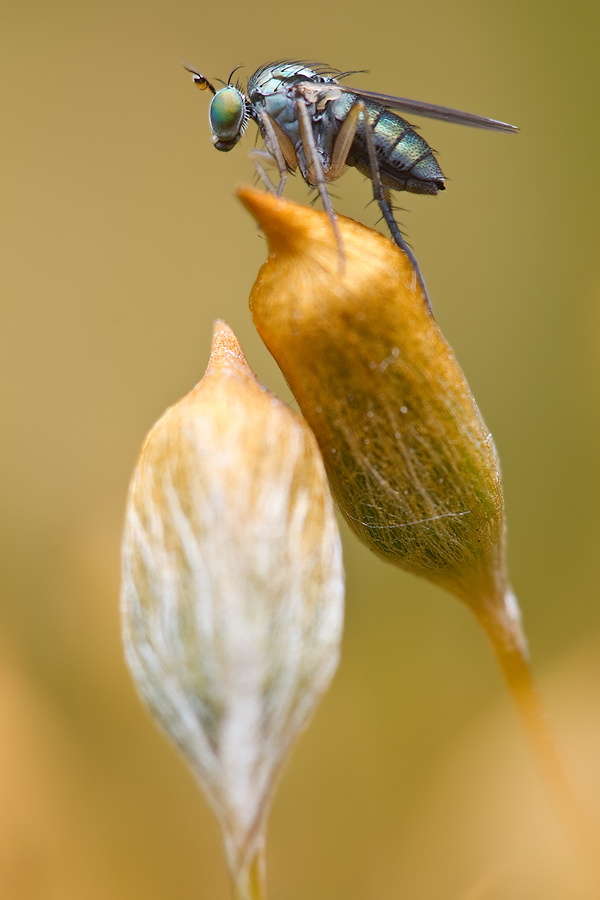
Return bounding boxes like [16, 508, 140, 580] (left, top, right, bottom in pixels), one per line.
[182, 60, 217, 96]
[214, 64, 244, 89]
[227, 64, 244, 85]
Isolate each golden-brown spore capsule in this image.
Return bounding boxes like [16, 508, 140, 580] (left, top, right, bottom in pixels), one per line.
[239, 186, 505, 611]
[238, 188, 599, 867]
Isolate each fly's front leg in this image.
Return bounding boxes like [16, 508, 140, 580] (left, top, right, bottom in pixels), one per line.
[249, 149, 279, 194]
[355, 101, 431, 311]
[254, 108, 288, 197]
[296, 98, 344, 268]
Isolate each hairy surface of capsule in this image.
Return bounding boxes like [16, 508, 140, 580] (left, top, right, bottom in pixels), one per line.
[239, 187, 507, 608]
[121, 322, 344, 892]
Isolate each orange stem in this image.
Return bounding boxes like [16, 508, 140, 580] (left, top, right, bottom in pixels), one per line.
[475, 594, 600, 879]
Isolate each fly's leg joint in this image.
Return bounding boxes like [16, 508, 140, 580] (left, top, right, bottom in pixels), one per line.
[357, 101, 432, 311]
[249, 149, 279, 194]
[255, 109, 288, 197]
[296, 97, 345, 272]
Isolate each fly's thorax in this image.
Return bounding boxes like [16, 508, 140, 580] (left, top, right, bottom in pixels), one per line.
[247, 62, 339, 99]
[209, 86, 247, 151]
[330, 91, 356, 121]
[260, 90, 298, 128]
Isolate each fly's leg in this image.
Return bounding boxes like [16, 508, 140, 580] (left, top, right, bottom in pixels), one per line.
[254, 109, 288, 197]
[355, 101, 431, 311]
[249, 149, 279, 194]
[328, 102, 362, 179]
[296, 98, 344, 268]
[326, 101, 431, 308]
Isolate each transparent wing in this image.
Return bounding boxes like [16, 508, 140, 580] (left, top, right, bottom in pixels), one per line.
[339, 84, 518, 133]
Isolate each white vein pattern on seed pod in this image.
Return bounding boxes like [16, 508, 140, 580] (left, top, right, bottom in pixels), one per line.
[121, 321, 344, 900]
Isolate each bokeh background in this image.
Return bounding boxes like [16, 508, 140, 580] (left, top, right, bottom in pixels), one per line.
[2, 0, 600, 897]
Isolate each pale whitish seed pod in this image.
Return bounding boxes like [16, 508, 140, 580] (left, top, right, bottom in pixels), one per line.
[121, 321, 344, 898]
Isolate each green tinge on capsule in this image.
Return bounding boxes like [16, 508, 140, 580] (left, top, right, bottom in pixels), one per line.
[209, 87, 245, 141]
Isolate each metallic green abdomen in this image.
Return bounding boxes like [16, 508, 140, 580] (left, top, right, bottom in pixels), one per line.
[335, 95, 445, 195]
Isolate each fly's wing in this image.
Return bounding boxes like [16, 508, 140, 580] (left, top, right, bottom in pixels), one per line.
[339, 84, 518, 133]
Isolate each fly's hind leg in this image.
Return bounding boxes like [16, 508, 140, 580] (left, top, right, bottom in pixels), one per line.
[355, 101, 432, 312]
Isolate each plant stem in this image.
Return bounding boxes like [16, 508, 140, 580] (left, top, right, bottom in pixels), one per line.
[474, 589, 600, 876]
[230, 842, 266, 900]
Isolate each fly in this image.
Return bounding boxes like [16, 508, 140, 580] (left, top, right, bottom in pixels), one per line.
[185, 60, 518, 300]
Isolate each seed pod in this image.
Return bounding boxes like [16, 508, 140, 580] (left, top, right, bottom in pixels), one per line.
[121, 321, 344, 900]
[239, 186, 506, 615]
[238, 188, 598, 868]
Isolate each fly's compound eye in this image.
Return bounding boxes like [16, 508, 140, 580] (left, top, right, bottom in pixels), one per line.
[209, 87, 247, 151]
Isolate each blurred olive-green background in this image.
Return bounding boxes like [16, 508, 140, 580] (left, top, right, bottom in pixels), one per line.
[2, 0, 600, 897]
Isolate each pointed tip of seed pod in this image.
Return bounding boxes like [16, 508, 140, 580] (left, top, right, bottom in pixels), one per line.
[236, 185, 424, 304]
[211, 318, 238, 351]
[236, 184, 317, 255]
[204, 319, 254, 381]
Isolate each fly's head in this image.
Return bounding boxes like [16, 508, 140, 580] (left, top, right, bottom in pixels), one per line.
[185, 62, 249, 152]
[209, 86, 248, 151]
